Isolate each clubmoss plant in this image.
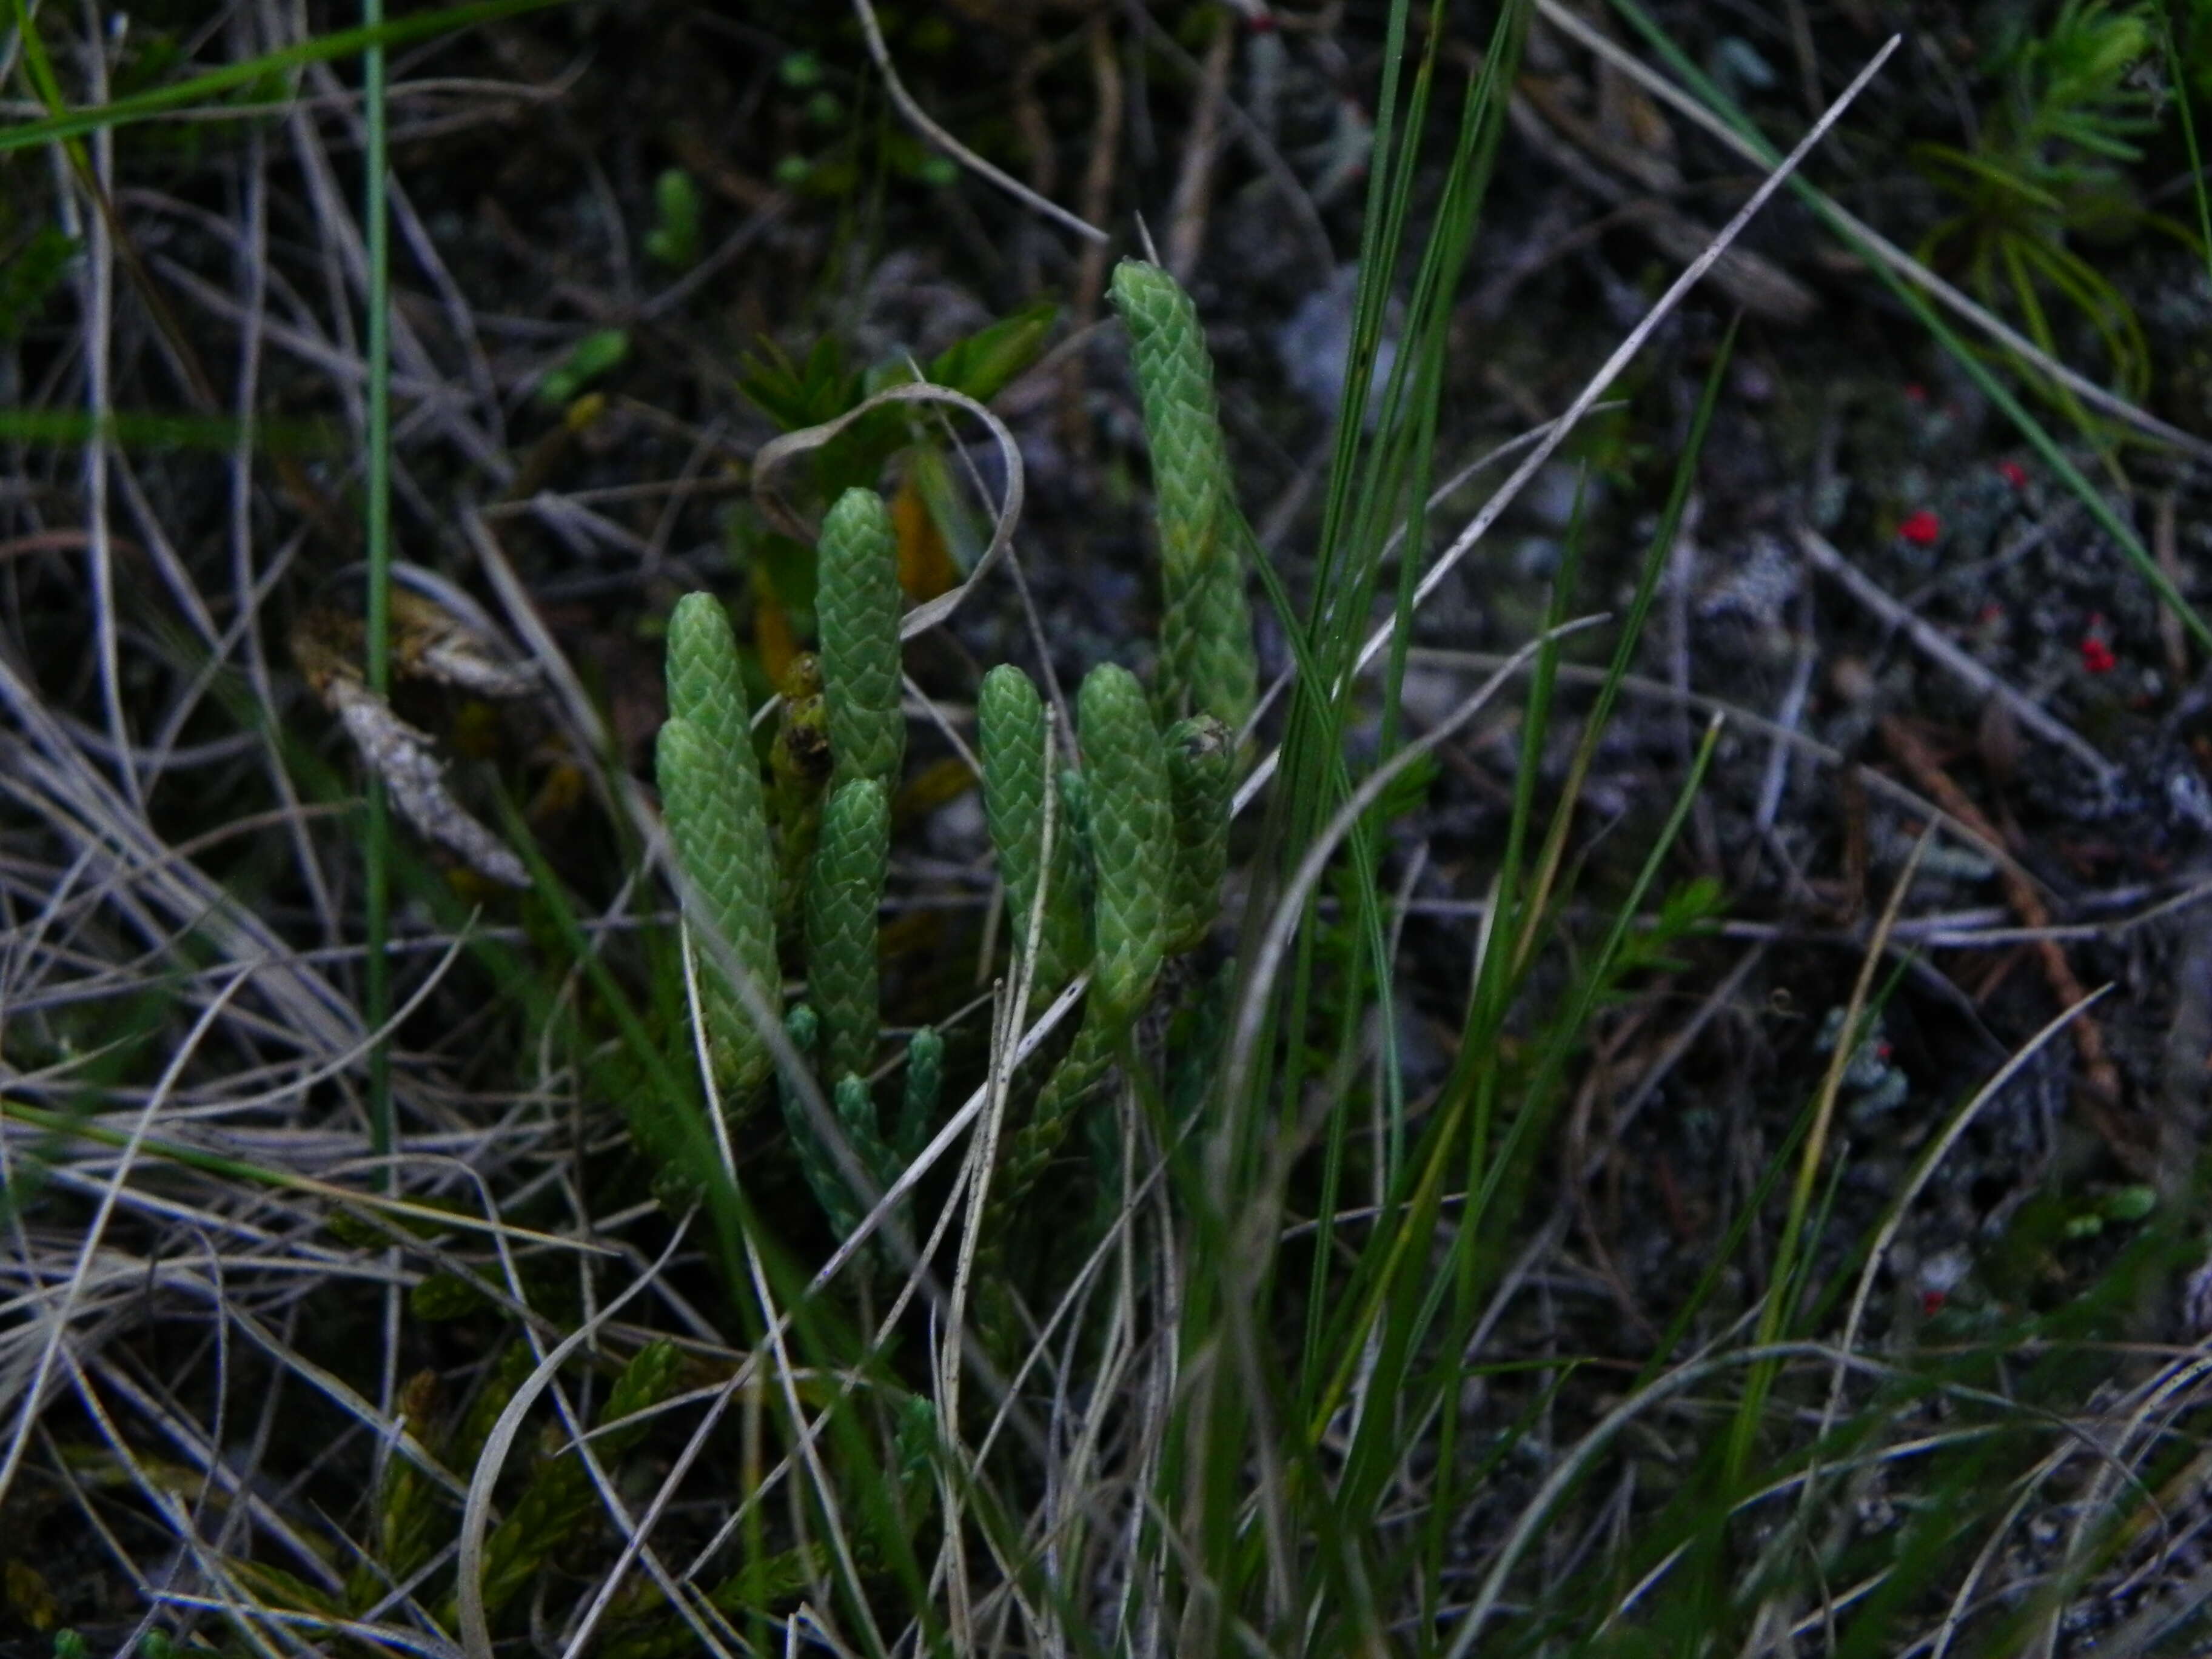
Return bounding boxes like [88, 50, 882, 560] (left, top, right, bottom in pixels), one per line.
[896, 1024, 944, 1162]
[978, 663, 1088, 998]
[806, 776, 890, 1083]
[987, 1017, 1115, 1245]
[1163, 713, 1233, 954]
[663, 589, 750, 764]
[655, 276, 1256, 1305]
[776, 1002, 859, 1239]
[774, 1011, 941, 1251]
[438, 1340, 685, 1633]
[1076, 662, 1171, 1024]
[976, 664, 1179, 1272]
[835, 1072, 885, 1181]
[595, 1392, 943, 1659]
[656, 594, 777, 1099]
[344, 1368, 446, 1610]
[659, 525, 922, 1247]
[817, 485, 906, 786]
[1111, 259, 1259, 731]
[768, 651, 833, 927]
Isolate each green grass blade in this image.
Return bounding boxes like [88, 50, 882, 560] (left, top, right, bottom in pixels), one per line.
[1510, 317, 1739, 980]
[0, 0, 572, 155]
[2156, 4, 2212, 283]
[363, 0, 394, 1179]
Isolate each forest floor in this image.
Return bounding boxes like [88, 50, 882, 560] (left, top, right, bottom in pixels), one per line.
[5, 1, 2212, 1654]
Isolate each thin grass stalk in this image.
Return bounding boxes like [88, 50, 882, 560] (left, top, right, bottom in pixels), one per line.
[11, 12, 136, 814]
[1397, 502, 1589, 1615]
[1236, 4, 1447, 1283]
[1265, 23, 1446, 1085]
[1364, 8, 1529, 793]
[361, 0, 393, 1176]
[1299, 0, 1433, 634]
[1297, 35, 1529, 1399]
[1429, 728, 1731, 1655]
[1213, 627, 1597, 1646]
[1399, 512, 1584, 1360]
[1313, 521, 1585, 1475]
[1279, 0, 1530, 1410]
[1184, 11, 1536, 1618]
[2000, 236, 2118, 474]
[1338, 712, 1723, 1581]
[2159, 10, 2212, 282]
[1307, 586, 1571, 1621]
[1203, 668, 1530, 1654]
[1296, 56, 1909, 1578]
[1728, 833, 1933, 1495]
[1218, 540, 1374, 1390]
[1507, 318, 1740, 983]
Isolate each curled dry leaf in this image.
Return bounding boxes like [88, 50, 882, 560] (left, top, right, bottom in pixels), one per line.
[292, 606, 532, 889]
[749, 379, 1026, 645]
[389, 588, 542, 699]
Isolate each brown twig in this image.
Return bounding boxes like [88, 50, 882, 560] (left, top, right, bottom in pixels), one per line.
[1062, 14, 1126, 461]
[1123, 1, 1335, 278]
[2156, 489, 2190, 685]
[1012, 39, 1061, 296]
[1564, 1007, 1664, 1342]
[1876, 715, 2140, 1170]
[1164, 8, 1234, 282]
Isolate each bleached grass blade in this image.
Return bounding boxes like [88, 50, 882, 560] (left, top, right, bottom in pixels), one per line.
[0, 967, 251, 1510]
[453, 1225, 715, 1659]
[1817, 986, 2114, 1438]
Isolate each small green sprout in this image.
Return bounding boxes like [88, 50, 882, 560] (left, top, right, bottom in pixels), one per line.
[537, 328, 628, 407]
[777, 1005, 858, 1239]
[896, 1026, 944, 1162]
[452, 1341, 684, 1631]
[643, 168, 700, 271]
[2103, 1184, 2157, 1222]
